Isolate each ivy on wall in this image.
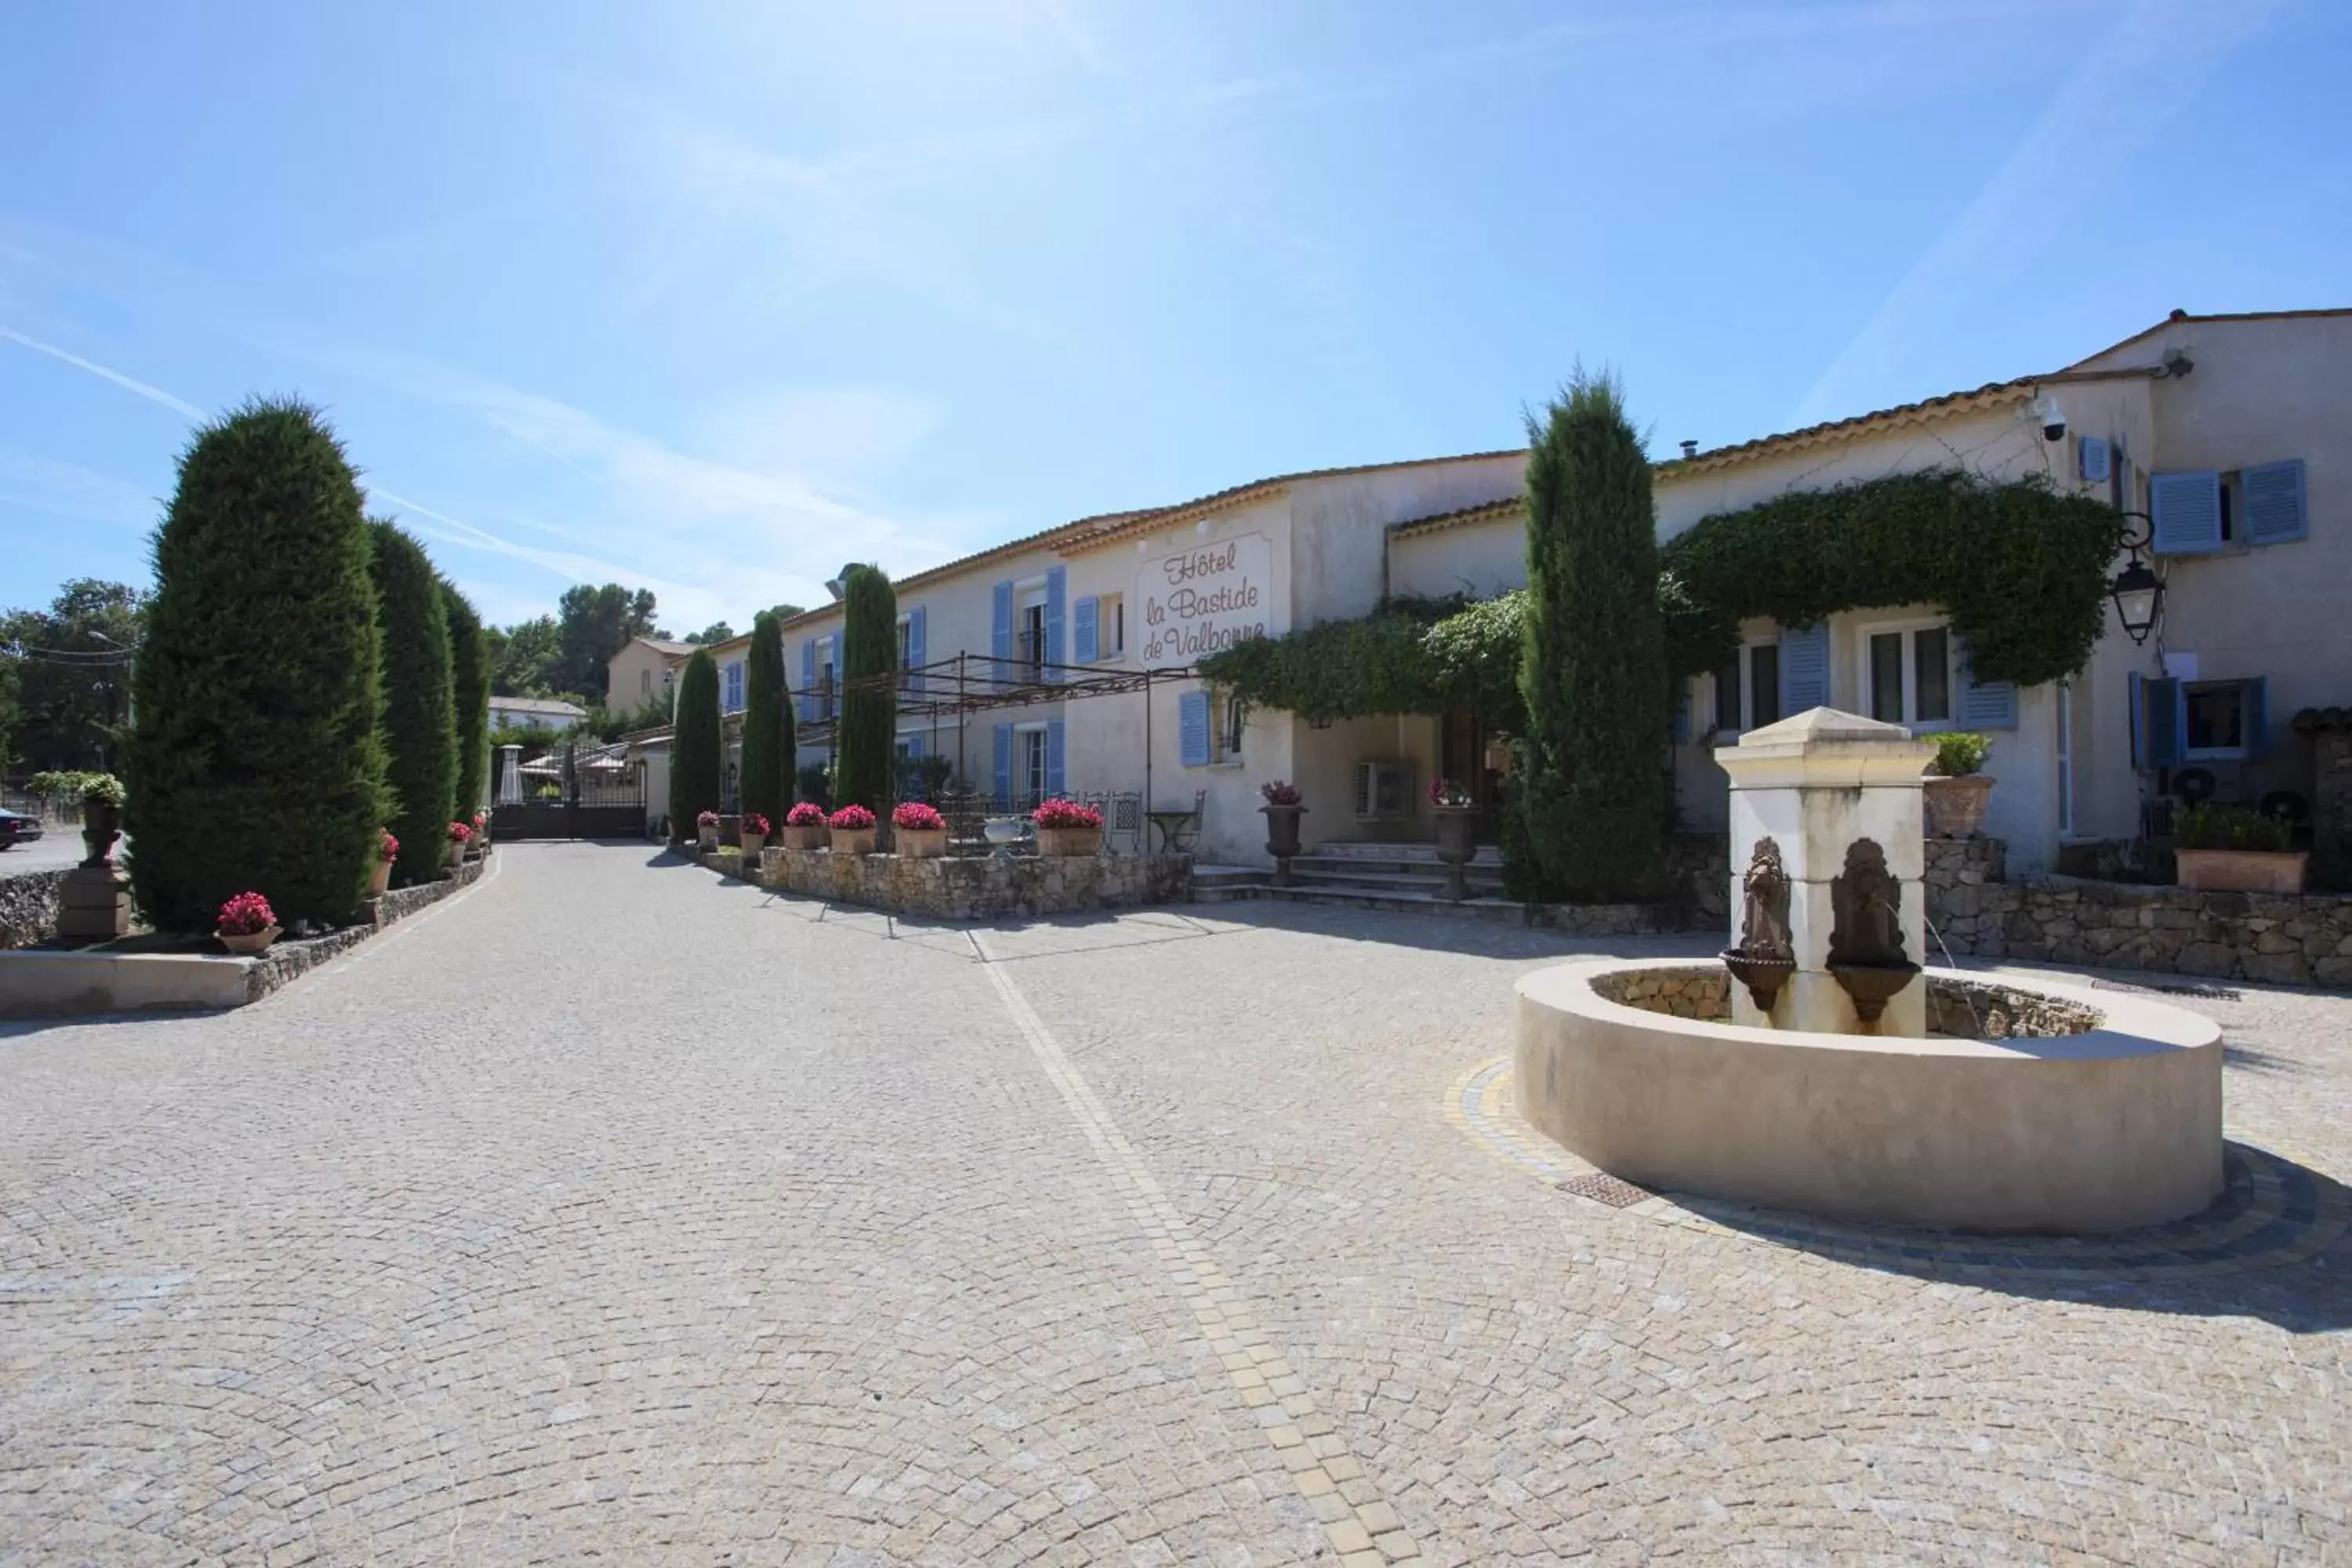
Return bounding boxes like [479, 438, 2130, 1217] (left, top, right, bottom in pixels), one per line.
[1200, 470, 2123, 726]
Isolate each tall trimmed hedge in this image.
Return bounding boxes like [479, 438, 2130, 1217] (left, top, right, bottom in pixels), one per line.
[370, 522, 457, 887]
[833, 564, 898, 815]
[127, 399, 387, 931]
[669, 647, 721, 840]
[443, 581, 490, 821]
[741, 609, 793, 826]
[1515, 370, 1667, 900]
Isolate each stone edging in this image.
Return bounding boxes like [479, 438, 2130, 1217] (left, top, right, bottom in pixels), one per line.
[243, 855, 489, 1004]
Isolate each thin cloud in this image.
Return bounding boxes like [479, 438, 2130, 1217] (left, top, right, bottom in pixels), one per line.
[0, 324, 208, 422]
[0, 446, 158, 532]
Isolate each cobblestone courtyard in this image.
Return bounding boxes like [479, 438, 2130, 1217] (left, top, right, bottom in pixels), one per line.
[2, 841, 2348, 1566]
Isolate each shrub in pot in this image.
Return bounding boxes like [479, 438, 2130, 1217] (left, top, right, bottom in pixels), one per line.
[782, 801, 828, 850]
[828, 803, 878, 856]
[1259, 779, 1305, 884]
[370, 828, 398, 898]
[696, 808, 720, 852]
[445, 819, 473, 868]
[1428, 778, 1479, 900]
[78, 773, 125, 868]
[739, 811, 771, 855]
[1032, 797, 1103, 858]
[216, 890, 281, 954]
[1922, 731, 1995, 839]
[2175, 802, 2305, 892]
[892, 800, 949, 859]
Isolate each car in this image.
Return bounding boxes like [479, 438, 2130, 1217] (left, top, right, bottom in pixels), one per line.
[0, 808, 45, 849]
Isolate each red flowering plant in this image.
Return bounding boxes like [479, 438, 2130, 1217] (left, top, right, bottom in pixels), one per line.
[740, 811, 771, 837]
[696, 809, 720, 828]
[828, 804, 877, 829]
[1428, 777, 1474, 809]
[1260, 780, 1301, 807]
[216, 891, 276, 936]
[892, 801, 946, 831]
[471, 810, 487, 833]
[785, 802, 826, 826]
[1031, 797, 1103, 829]
[378, 828, 400, 863]
[448, 819, 474, 844]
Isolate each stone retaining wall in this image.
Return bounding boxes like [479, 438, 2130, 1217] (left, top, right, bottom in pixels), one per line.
[0, 868, 70, 949]
[757, 846, 1191, 920]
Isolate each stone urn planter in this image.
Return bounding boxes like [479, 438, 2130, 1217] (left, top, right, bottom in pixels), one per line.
[831, 827, 878, 857]
[446, 840, 467, 870]
[698, 822, 720, 852]
[898, 827, 949, 859]
[1036, 825, 1102, 858]
[2176, 848, 2307, 894]
[781, 823, 827, 851]
[1261, 804, 1305, 886]
[1922, 774, 1996, 838]
[1432, 806, 1480, 901]
[79, 802, 122, 868]
[217, 924, 281, 956]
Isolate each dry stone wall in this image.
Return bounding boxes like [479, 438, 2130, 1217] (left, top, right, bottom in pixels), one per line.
[757, 846, 1192, 921]
[0, 869, 69, 949]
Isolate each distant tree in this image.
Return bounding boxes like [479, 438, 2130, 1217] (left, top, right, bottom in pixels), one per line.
[770, 603, 805, 622]
[127, 398, 387, 931]
[371, 522, 457, 887]
[489, 615, 561, 695]
[832, 564, 898, 815]
[0, 579, 147, 774]
[1513, 368, 1667, 899]
[684, 621, 735, 644]
[553, 583, 659, 699]
[668, 647, 721, 843]
[740, 610, 794, 828]
[442, 582, 490, 818]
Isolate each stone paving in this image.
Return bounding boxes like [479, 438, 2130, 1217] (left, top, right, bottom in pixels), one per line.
[2, 840, 2348, 1565]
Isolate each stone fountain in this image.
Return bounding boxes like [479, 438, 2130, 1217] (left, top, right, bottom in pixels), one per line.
[1513, 708, 2226, 1233]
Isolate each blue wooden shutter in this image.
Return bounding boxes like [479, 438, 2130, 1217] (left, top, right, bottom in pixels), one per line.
[992, 724, 1013, 805]
[1178, 691, 1211, 767]
[1045, 720, 1066, 797]
[1777, 622, 1829, 713]
[904, 732, 924, 760]
[1956, 641, 2018, 730]
[2077, 435, 2110, 484]
[2245, 676, 2270, 759]
[1044, 567, 1067, 678]
[2150, 471, 2223, 554]
[798, 640, 815, 720]
[1671, 684, 1690, 744]
[2129, 672, 2183, 770]
[906, 607, 926, 694]
[1073, 596, 1098, 663]
[991, 582, 1013, 681]
[2240, 459, 2307, 546]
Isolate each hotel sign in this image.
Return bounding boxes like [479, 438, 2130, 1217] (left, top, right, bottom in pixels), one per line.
[1138, 532, 1272, 666]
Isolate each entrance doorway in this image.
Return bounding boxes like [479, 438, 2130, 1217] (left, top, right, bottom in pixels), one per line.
[1438, 710, 1502, 842]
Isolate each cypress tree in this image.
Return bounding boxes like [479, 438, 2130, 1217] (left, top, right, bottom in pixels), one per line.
[669, 647, 722, 841]
[832, 564, 898, 815]
[1515, 368, 1668, 899]
[370, 522, 458, 887]
[740, 609, 793, 827]
[126, 399, 387, 930]
[442, 581, 490, 822]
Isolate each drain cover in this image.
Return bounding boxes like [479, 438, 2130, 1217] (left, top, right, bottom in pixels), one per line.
[1560, 1171, 1655, 1208]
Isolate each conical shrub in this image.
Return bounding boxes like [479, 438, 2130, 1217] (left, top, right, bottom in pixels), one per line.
[741, 609, 794, 828]
[371, 521, 457, 887]
[669, 647, 721, 840]
[833, 565, 897, 815]
[443, 581, 490, 823]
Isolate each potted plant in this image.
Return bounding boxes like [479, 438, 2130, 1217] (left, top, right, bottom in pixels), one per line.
[470, 809, 490, 855]
[215, 890, 281, 955]
[1428, 777, 1479, 901]
[782, 801, 828, 851]
[893, 800, 949, 859]
[446, 819, 473, 868]
[2175, 803, 2305, 893]
[828, 803, 879, 856]
[1259, 780, 1305, 886]
[78, 773, 125, 868]
[697, 809, 721, 852]
[370, 828, 398, 898]
[1032, 797, 1104, 858]
[739, 811, 771, 856]
[1922, 731, 1995, 838]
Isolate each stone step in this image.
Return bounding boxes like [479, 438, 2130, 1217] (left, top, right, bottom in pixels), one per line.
[1243, 884, 1530, 921]
[1283, 864, 1507, 896]
[1191, 865, 1264, 891]
[1308, 840, 1504, 866]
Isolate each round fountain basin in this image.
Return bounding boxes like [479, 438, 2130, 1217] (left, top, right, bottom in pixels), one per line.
[1514, 957, 2223, 1233]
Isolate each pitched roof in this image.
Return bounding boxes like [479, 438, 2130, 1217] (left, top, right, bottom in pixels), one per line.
[490, 695, 586, 717]
[1388, 497, 1523, 540]
[1056, 448, 1526, 556]
[2063, 306, 2352, 368]
[636, 637, 697, 656]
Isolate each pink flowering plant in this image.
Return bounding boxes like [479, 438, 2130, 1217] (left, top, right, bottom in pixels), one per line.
[448, 819, 473, 844]
[216, 891, 276, 936]
[379, 828, 400, 863]
[696, 809, 720, 828]
[828, 804, 877, 829]
[1031, 797, 1103, 829]
[740, 811, 771, 837]
[892, 801, 946, 831]
[785, 802, 826, 826]
[1428, 777, 1474, 809]
[1260, 780, 1301, 807]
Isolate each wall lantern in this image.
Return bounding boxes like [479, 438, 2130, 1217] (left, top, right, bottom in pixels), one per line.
[2107, 511, 2165, 646]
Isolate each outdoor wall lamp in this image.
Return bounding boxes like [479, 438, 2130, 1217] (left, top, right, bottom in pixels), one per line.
[2107, 511, 2165, 646]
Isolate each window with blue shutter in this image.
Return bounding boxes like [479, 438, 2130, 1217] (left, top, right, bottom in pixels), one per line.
[1044, 567, 1067, 679]
[2240, 459, 2307, 546]
[992, 724, 1013, 808]
[1955, 641, 2017, 731]
[1045, 720, 1065, 797]
[798, 641, 815, 721]
[991, 582, 1013, 681]
[723, 661, 744, 713]
[1671, 684, 1690, 744]
[2078, 435, 2111, 484]
[1777, 622, 1829, 713]
[906, 607, 926, 694]
[2150, 471, 2223, 554]
[1073, 596, 1098, 663]
[1178, 691, 1212, 767]
[2129, 672, 2183, 770]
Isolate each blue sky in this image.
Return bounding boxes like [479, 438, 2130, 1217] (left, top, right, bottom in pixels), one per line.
[3, 1, 2346, 632]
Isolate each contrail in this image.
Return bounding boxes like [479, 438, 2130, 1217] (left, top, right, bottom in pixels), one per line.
[0, 325, 209, 422]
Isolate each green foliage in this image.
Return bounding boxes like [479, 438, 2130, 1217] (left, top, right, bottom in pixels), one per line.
[832, 564, 898, 815]
[684, 622, 735, 644]
[1200, 593, 1530, 731]
[553, 583, 659, 699]
[487, 721, 568, 755]
[442, 583, 490, 821]
[0, 579, 146, 773]
[26, 770, 112, 800]
[579, 695, 672, 743]
[371, 522, 458, 888]
[2176, 802, 2294, 853]
[740, 609, 794, 827]
[796, 759, 832, 810]
[1929, 731, 1991, 778]
[1661, 469, 2124, 686]
[488, 614, 560, 696]
[1516, 369, 1668, 899]
[81, 771, 125, 807]
[127, 398, 387, 931]
[668, 648, 722, 841]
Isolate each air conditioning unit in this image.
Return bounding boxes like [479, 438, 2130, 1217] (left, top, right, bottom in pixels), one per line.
[1353, 759, 1414, 821]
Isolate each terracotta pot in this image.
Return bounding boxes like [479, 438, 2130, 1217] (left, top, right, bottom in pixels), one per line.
[446, 841, 466, 869]
[831, 827, 878, 857]
[217, 924, 281, 955]
[2176, 848, 2307, 894]
[897, 826, 949, 859]
[79, 801, 122, 869]
[740, 831, 767, 856]
[369, 858, 393, 898]
[1036, 824, 1102, 858]
[782, 823, 827, 851]
[1922, 774, 1996, 838]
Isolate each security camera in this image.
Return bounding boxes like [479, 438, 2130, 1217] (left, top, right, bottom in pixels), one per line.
[2029, 394, 2067, 443]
